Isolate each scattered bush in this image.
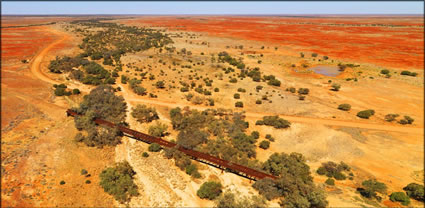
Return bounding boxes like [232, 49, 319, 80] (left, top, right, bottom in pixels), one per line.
[403, 183, 424, 202]
[148, 143, 162, 152]
[400, 71, 418, 77]
[99, 161, 139, 203]
[229, 78, 238, 83]
[316, 161, 351, 181]
[257, 116, 290, 129]
[298, 88, 309, 95]
[148, 122, 168, 137]
[233, 93, 240, 99]
[72, 88, 81, 95]
[357, 179, 387, 200]
[357, 109, 375, 119]
[259, 140, 270, 149]
[251, 131, 260, 139]
[81, 169, 88, 175]
[325, 178, 335, 186]
[214, 191, 267, 208]
[338, 104, 351, 111]
[60, 180, 66, 185]
[256, 100, 262, 104]
[390, 192, 410, 205]
[331, 83, 341, 91]
[380, 69, 390, 75]
[385, 114, 399, 122]
[142, 152, 149, 157]
[399, 116, 414, 125]
[265, 134, 275, 142]
[85, 180, 91, 184]
[235, 101, 243, 108]
[131, 104, 159, 123]
[197, 181, 222, 200]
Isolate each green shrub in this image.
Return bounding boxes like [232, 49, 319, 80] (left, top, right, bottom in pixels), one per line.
[385, 114, 399, 122]
[214, 88, 219, 92]
[334, 172, 347, 180]
[338, 104, 351, 111]
[259, 140, 270, 149]
[85, 180, 91, 184]
[331, 83, 341, 91]
[380, 69, 390, 75]
[142, 152, 149, 157]
[287, 87, 296, 93]
[298, 88, 309, 95]
[358, 179, 387, 200]
[256, 100, 262, 104]
[399, 116, 414, 125]
[267, 78, 281, 87]
[60, 180, 66, 185]
[403, 183, 424, 202]
[131, 104, 159, 123]
[229, 78, 238, 83]
[148, 122, 168, 137]
[197, 181, 222, 200]
[72, 88, 81, 95]
[401, 71, 418, 77]
[251, 131, 260, 139]
[265, 134, 275, 142]
[325, 178, 335, 186]
[233, 93, 240, 99]
[99, 161, 139, 203]
[390, 192, 410, 205]
[255, 120, 264, 125]
[148, 143, 162, 152]
[81, 169, 88, 175]
[317, 167, 326, 175]
[235, 101, 243, 108]
[357, 109, 375, 119]
[258, 116, 291, 129]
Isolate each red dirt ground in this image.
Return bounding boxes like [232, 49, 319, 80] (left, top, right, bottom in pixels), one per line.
[120, 16, 424, 70]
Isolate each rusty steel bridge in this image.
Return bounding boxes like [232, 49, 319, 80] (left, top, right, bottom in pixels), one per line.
[67, 109, 277, 181]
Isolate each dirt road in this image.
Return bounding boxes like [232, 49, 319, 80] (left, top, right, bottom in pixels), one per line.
[30, 29, 423, 135]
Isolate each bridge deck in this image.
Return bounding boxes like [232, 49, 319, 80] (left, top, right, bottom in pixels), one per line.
[67, 109, 277, 181]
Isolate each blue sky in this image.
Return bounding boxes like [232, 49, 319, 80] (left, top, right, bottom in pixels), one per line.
[2, 1, 423, 15]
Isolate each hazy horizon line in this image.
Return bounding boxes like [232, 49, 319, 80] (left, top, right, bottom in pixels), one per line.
[2, 14, 423, 16]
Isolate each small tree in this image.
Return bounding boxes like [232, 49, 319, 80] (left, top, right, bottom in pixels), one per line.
[148, 143, 162, 152]
[331, 83, 341, 91]
[358, 179, 387, 200]
[148, 122, 168, 137]
[380, 69, 390, 75]
[325, 178, 335, 186]
[251, 131, 260, 139]
[390, 192, 410, 205]
[399, 116, 414, 125]
[259, 140, 270, 149]
[338, 104, 351, 111]
[357, 110, 375, 119]
[403, 183, 424, 202]
[235, 101, 243, 108]
[131, 104, 159, 123]
[72, 89, 81, 95]
[298, 88, 309, 95]
[197, 181, 222, 200]
[156, 81, 165, 89]
[234, 93, 240, 99]
[384, 114, 399, 122]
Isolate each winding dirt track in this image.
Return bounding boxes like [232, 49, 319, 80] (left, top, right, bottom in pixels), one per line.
[31, 29, 423, 135]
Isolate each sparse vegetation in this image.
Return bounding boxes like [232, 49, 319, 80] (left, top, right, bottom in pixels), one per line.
[197, 181, 223, 200]
[403, 183, 424, 202]
[357, 109, 375, 119]
[338, 104, 351, 111]
[131, 104, 159, 123]
[331, 83, 341, 91]
[256, 116, 291, 129]
[99, 161, 139, 203]
[357, 179, 387, 201]
[316, 161, 351, 180]
[148, 143, 162, 152]
[390, 192, 410, 205]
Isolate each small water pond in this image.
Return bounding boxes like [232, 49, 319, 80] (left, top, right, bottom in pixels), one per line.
[307, 65, 342, 77]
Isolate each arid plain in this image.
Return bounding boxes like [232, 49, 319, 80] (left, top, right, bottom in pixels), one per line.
[1, 15, 423, 207]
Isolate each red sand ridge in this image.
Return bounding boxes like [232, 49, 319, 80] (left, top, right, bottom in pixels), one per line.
[121, 16, 424, 70]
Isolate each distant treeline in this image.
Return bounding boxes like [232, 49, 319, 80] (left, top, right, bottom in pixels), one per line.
[1, 22, 56, 29]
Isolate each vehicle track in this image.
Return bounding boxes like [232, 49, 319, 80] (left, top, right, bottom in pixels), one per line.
[31, 30, 423, 135]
